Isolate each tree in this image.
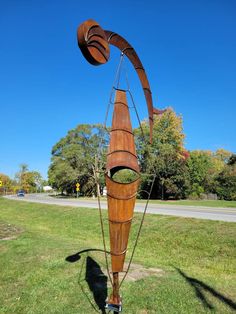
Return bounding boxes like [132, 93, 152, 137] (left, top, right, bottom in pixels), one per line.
[186, 150, 233, 198]
[0, 173, 13, 194]
[21, 171, 43, 193]
[48, 124, 109, 195]
[0, 173, 12, 189]
[47, 117, 235, 200]
[215, 149, 232, 164]
[15, 164, 43, 193]
[186, 151, 213, 197]
[227, 154, 236, 165]
[215, 154, 236, 200]
[135, 108, 189, 199]
[150, 144, 190, 199]
[15, 163, 29, 186]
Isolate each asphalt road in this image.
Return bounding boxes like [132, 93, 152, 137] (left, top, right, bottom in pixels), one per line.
[4, 193, 236, 222]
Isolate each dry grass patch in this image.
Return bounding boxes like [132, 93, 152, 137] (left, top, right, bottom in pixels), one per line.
[0, 221, 23, 241]
[120, 263, 164, 282]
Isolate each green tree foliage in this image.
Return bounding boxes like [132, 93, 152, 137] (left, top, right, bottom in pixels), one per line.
[187, 151, 213, 197]
[0, 173, 13, 194]
[112, 169, 139, 183]
[215, 148, 232, 164]
[15, 164, 43, 193]
[48, 124, 109, 195]
[215, 154, 236, 200]
[186, 150, 232, 198]
[21, 171, 43, 193]
[135, 109, 189, 199]
[0, 173, 12, 189]
[228, 154, 236, 165]
[48, 115, 235, 200]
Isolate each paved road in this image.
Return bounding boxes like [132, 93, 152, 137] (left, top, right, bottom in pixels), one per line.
[4, 194, 236, 222]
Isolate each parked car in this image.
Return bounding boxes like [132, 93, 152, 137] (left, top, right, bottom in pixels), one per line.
[17, 190, 25, 197]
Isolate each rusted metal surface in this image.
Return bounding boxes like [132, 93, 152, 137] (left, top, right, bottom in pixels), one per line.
[106, 174, 140, 272]
[77, 19, 110, 65]
[105, 30, 165, 142]
[106, 90, 139, 175]
[106, 90, 140, 273]
[106, 89, 140, 308]
[109, 272, 121, 310]
[77, 19, 165, 143]
[77, 19, 163, 312]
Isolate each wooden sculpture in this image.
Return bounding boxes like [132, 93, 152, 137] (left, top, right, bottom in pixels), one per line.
[77, 19, 163, 312]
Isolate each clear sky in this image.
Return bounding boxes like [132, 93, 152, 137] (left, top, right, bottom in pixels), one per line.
[0, 0, 235, 179]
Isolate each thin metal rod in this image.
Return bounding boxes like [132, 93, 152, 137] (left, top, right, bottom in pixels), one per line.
[94, 158, 113, 285]
[104, 53, 125, 129]
[119, 174, 156, 288]
[127, 89, 146, 142]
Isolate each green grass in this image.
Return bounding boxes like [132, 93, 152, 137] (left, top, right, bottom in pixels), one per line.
[0, 198, 236, 313]
[140, 199, 236, 208]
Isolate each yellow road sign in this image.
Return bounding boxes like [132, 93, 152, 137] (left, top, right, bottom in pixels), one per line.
[76, 183, 80, 188]
[76, 187, 80, 192]
[0, 180, 2, 187]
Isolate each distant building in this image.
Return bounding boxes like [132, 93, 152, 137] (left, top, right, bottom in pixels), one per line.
[43, 186, 53, 192]
[103, 187, 107, 196]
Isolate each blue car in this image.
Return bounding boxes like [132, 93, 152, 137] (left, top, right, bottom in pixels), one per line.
[17, 190, 25, 197]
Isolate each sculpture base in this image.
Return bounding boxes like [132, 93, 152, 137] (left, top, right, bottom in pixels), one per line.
[106, 272, 122, 312]
[106, 301, 122, 313]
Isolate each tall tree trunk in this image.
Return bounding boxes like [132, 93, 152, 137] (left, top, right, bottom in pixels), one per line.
[93, 155, 101, 198]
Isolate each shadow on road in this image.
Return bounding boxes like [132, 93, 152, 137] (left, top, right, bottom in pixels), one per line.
[175, 267, 236, 311]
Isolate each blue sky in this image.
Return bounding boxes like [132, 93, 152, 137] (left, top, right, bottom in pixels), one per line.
[0, 0, 235, 179]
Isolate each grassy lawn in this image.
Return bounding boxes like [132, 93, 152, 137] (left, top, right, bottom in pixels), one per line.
[0, 198, 236, 313]
[141, 199, 236, 208]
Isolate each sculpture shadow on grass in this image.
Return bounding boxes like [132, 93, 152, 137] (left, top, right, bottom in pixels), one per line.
[85, 256, 108, 313]
[66, 250, 108, 314]
[175, 267, 236, 311]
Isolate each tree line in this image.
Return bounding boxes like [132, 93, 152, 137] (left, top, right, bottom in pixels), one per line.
[48, 109, 236, 200]
[0, 164, 45, 195]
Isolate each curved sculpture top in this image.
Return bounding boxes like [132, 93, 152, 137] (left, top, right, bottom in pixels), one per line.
[78, 19, 110, 65]
[77, 19, 165, 142]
